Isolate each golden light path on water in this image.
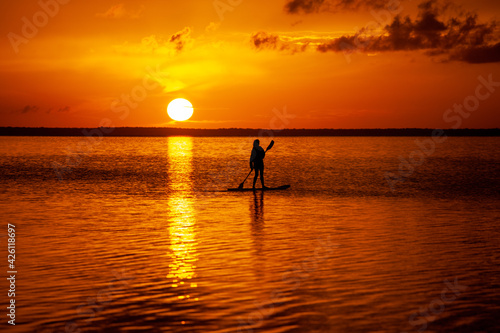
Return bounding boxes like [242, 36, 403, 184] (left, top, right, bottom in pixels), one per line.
[166, 137, 198, 303]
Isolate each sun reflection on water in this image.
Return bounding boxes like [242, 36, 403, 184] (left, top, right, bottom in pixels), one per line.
[166, 137, 198, 300]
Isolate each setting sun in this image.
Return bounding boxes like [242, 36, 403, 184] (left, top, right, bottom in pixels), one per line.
[167, 98, 194, 122]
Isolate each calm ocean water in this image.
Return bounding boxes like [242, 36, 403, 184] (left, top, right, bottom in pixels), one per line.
[0, 136, 499, 333]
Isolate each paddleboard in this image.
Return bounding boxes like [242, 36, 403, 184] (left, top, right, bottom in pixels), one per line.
[227, 185, 290, 192]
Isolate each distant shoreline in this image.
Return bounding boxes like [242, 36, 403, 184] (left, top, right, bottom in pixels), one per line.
[0, 127, 499, 137]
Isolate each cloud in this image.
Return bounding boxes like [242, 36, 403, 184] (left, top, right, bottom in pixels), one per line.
[259, 0, 499, 63]
[250, 31, 309, 54]
[15, 105, 40, 114]
[313, 0, 500, 63]
[452, 43, 500, 64]
[205, 22, 221, 34]
[96, 3, 144, 19]
[251, 32, 280, 49]
[284, 0, 387, 14]
[13, 105, 72, 114]
[285, 0, 325, 14]
[113, 28, 193, 56]
[169, 27, 192, 52]
[47, 106, 71, 114]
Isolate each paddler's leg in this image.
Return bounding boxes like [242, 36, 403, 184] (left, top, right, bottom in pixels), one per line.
[260, 165, 268, 189]
[253, 168, 259, 189]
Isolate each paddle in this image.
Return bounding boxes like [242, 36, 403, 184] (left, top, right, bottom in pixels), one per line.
[265, 140, 274, 152]
[238, 140, 274, 189]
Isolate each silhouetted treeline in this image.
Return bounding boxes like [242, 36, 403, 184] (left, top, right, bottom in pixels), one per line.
[1, 127, 499, 137]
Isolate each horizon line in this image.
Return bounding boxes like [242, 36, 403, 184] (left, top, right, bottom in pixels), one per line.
[1, 127, 499, 138]
[1, 126, 500, 130]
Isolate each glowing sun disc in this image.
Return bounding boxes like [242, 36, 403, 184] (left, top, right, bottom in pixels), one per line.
[167, 98, 193, 121]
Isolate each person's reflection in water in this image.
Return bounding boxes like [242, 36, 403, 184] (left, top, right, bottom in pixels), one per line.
[251, 190, 264, 231]
[250, 191, 265, 264]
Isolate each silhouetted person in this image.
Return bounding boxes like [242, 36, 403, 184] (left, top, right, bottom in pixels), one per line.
[250, 139, 268, 190]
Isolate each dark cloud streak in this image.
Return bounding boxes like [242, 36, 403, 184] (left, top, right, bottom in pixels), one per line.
[13, 105, 72, 114]
[454, 43, 500, 64]
[251, 32, 280, 49]
[18, 105, 39, 114]
[250, 31, 308, 54]
[285, 0, 388, 14]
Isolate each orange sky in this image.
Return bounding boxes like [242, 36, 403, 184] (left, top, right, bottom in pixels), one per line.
[1, 0, 499, 129]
